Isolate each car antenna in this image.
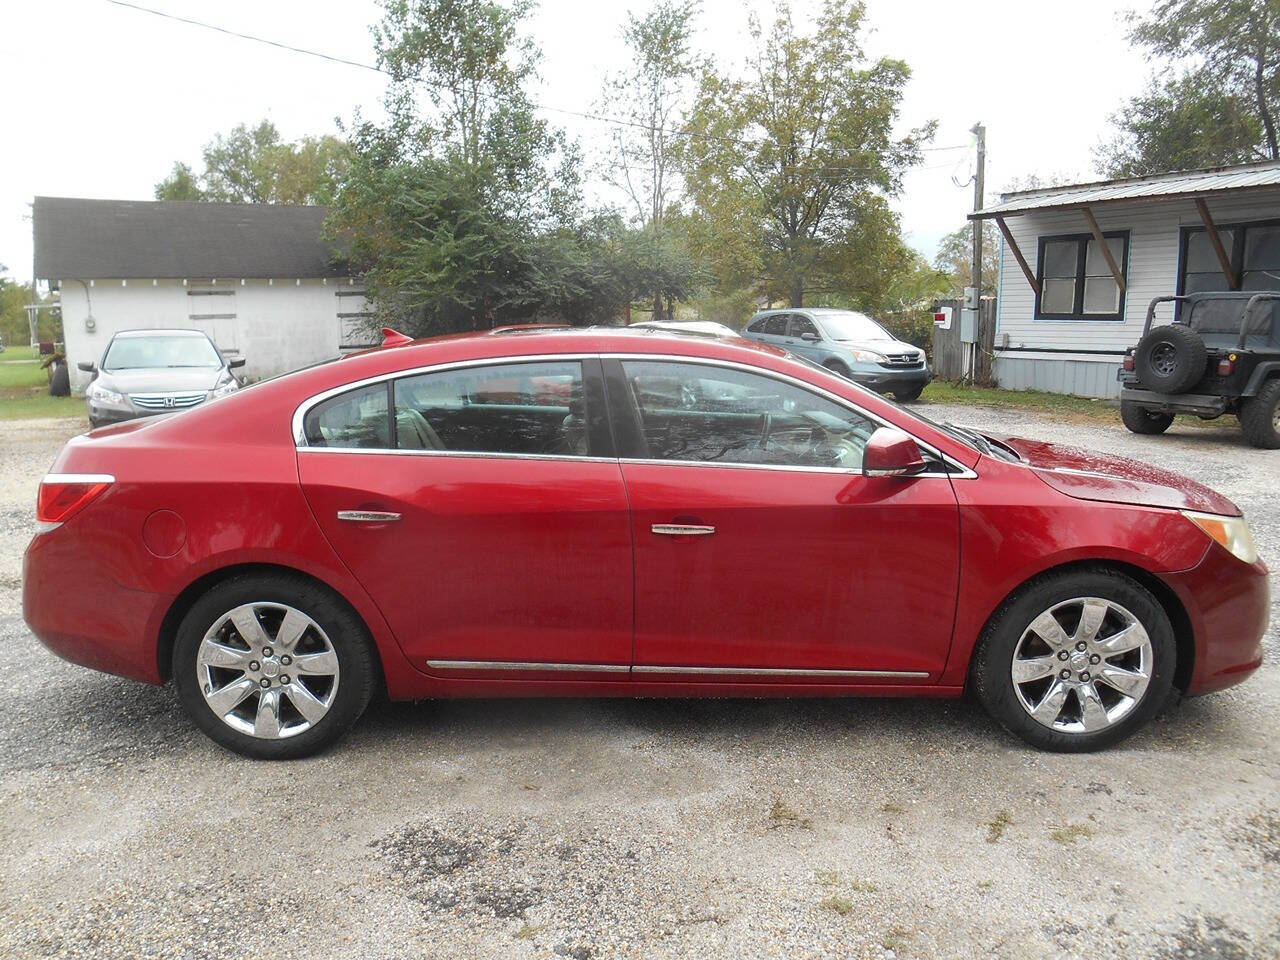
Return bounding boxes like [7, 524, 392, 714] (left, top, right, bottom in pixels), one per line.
[381, 327, 414, 348]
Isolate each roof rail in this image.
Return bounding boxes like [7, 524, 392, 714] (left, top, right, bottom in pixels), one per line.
[488, 323, 572, 335]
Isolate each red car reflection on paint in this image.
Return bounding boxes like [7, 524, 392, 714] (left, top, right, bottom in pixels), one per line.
[23, 327, 1268, 758]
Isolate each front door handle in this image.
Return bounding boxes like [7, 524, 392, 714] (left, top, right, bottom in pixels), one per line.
[651, 523, 715, 536]
[337, 510, 402, 523]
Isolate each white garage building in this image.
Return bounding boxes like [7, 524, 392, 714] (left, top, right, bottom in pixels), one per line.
[33, 196, 377, 392]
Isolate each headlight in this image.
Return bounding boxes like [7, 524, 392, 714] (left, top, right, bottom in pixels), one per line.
[87, 382, 126, 405]
[211, 376, 239, 399]
[1182, 511, 1258, 564]
[849, 349, 887, 363]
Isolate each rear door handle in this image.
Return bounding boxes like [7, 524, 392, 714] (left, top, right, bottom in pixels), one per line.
[651, 523, 715, 536]
[337, 510, 402, 523]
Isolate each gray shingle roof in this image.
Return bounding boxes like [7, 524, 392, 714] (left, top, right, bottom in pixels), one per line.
[34, 196, 347, 280]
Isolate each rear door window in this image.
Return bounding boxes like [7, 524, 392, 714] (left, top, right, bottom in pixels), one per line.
[302, 383, 391, 448]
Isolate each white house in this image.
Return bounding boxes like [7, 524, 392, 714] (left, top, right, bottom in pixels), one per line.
[971, 160, 1280, 397]
[33, 196, 379, 392]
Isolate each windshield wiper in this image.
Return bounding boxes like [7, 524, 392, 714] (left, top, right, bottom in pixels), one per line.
[943, 423, 992, 455]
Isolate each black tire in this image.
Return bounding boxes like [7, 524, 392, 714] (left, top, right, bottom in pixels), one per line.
[48, 361, 70, 397]
[173, 573, 378, 759]
[1134, 324, 1207, 394]
[822, 359, 850, 379]
[970, 567, 1176, 752]
[893, 384, 925, 402]
[1119, 399, 1174, 435]
[1240, 378, 1280, 449]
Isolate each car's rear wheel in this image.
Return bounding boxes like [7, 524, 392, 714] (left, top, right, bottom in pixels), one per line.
[1240, 378, 1280, 449]
[173, 573, 377, 759]
[1120, 399, 1174, 435]
[971, 568, 1175, 752]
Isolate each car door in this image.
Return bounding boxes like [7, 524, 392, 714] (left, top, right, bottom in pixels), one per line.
[785, 314, 825, 362]
[296, 357, 634, 676]
[605, 357, 960, 680]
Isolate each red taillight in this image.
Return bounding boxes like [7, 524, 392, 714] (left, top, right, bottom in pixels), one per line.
[1122, 354, 1135, 371]
[1217, 357, 1235, 376]
[36, 474, 114, 525]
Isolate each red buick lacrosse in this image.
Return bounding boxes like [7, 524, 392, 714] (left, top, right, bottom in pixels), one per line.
[23, 327, 1269, 758]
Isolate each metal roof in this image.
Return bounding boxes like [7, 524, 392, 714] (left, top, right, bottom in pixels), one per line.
[970, 159, 1280, 219]
[34, 196, 347, 280]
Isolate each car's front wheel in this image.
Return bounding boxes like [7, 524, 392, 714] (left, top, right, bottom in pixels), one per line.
[173, 573, 377, 759]
[971, 568, 1175, 751]
[893, 384, 925, 402]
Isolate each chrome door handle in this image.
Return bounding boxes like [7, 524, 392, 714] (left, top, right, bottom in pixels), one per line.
[337, 510, 402, 523]
[651, 523, 715, 536]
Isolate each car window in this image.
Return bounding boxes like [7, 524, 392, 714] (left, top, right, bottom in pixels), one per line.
[392, 361, 591, 456]
[622, 360, 876, 469]
[788, 315, 819, 338]
[761, 314, 789, 335]
[103, 335, 222, 370]
[302, 383, 390, 448]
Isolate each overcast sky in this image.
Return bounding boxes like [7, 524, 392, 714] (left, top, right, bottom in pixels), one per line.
[0, 0, 1155, 285]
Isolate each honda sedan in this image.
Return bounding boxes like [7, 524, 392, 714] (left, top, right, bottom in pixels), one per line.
[23, 327, 1268, 758]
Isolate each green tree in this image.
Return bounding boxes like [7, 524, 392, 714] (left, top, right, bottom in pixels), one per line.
[934, 222, 999, 297]
[1097, 0, 1278, 176]
[154, 120, 349, 204]
[680, 0, 932, 307]
[0, 266, 61, 348]
[599, 1, 703, 317]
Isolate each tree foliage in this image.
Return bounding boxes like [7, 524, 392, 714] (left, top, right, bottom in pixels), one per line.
[1097, 0, 1279, 176]
[0, 265, 60, 348]
[155, 120, 349, 204]
[934, 222, 999, 297]
[680, 0, 932, 307]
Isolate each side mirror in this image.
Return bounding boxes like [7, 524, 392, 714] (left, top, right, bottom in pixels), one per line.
[77, 361, 96, 373]
[228, 357, 246, 369]
[863, 427, 927, 478]
[800, 331, 820, 342]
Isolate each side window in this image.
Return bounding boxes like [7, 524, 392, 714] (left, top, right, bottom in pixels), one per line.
[746, 317, 767, 334]
[789, 315, 819, 338]
[762, 314, 789, 335]
[302, 383, 390, 448]
[621, 360, 877, 469]
[392, 361, 591, 456]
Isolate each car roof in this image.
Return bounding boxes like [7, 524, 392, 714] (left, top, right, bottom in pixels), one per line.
[111, 328, 212, 339]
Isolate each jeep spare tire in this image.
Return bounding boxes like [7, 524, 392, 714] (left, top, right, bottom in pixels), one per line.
[1134, 324, 1207, 394]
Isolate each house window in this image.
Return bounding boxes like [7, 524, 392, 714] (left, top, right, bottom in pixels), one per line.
[1180, 219, 1280, 295]
[1035, 232, 1129, 321]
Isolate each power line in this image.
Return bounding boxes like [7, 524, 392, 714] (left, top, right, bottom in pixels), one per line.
[103, 0, 970, 172]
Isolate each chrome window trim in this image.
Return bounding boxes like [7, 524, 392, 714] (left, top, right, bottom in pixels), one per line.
[424, 659, 928, 679]
[289, 349, 977, 479]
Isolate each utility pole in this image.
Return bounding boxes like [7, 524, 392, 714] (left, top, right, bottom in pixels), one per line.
[967, 122, 986, 381]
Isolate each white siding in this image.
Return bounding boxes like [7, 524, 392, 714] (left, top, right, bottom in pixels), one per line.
[59, 278, 376, 393]
[995, 194, 1280, 352]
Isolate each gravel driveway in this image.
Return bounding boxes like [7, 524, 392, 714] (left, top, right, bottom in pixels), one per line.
[1, 408, 1277, 960]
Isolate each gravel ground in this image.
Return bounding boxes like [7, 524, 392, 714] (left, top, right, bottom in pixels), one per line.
[1, 407, 1277, 960]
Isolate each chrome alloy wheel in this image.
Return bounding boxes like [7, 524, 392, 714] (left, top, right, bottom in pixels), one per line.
[195, 602, 340, 739]
[1011, 597, 1153, 734]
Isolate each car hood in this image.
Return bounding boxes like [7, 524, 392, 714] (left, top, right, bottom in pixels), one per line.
[990, 434, 1240, 516]
[98, 367, 224, 393]
[835, 339, 921, 356]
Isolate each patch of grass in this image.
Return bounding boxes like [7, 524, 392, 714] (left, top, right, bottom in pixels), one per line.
[879, 802, 905, 815]
[848, 877, 878, 893]
[919, 381, 1113, 418]
[881, 924, 911, 951]
[986, 810, 1013, 844]
[815, 869, 876, 893]
[768, 797, 812, 830]
[0, 393, 85, 422]
[515, 922, 545, 940]
[0, 360, 48, 389]
[977, 880, 994, 891]
[814, 869, 841, 886]
[820, 895, 854, 916]
[1050, 823, 1095, 845]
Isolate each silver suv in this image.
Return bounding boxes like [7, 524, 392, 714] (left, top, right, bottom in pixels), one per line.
[78, 329, 244, 428]
[742, 308, 932, 401]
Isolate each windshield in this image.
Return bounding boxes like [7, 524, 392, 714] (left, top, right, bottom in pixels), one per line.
[814, 311, 894, 342]
[103, 335, 222, 371]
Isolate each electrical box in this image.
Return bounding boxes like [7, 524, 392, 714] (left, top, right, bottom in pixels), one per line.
[963, 286, 979, 309]
[960, 308, 978, 344]
[933, 306, 952, 330]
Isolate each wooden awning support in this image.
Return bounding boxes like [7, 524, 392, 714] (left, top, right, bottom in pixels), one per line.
[1081, 206, 1126, 293]
[1194, 198, 1238, 288]
[994, 216, 1040, 296]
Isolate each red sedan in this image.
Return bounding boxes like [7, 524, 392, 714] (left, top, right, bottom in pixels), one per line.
[23, 328, 1268, 758]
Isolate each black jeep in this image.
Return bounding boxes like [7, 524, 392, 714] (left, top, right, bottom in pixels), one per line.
[1118, 291, 1280, 448]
